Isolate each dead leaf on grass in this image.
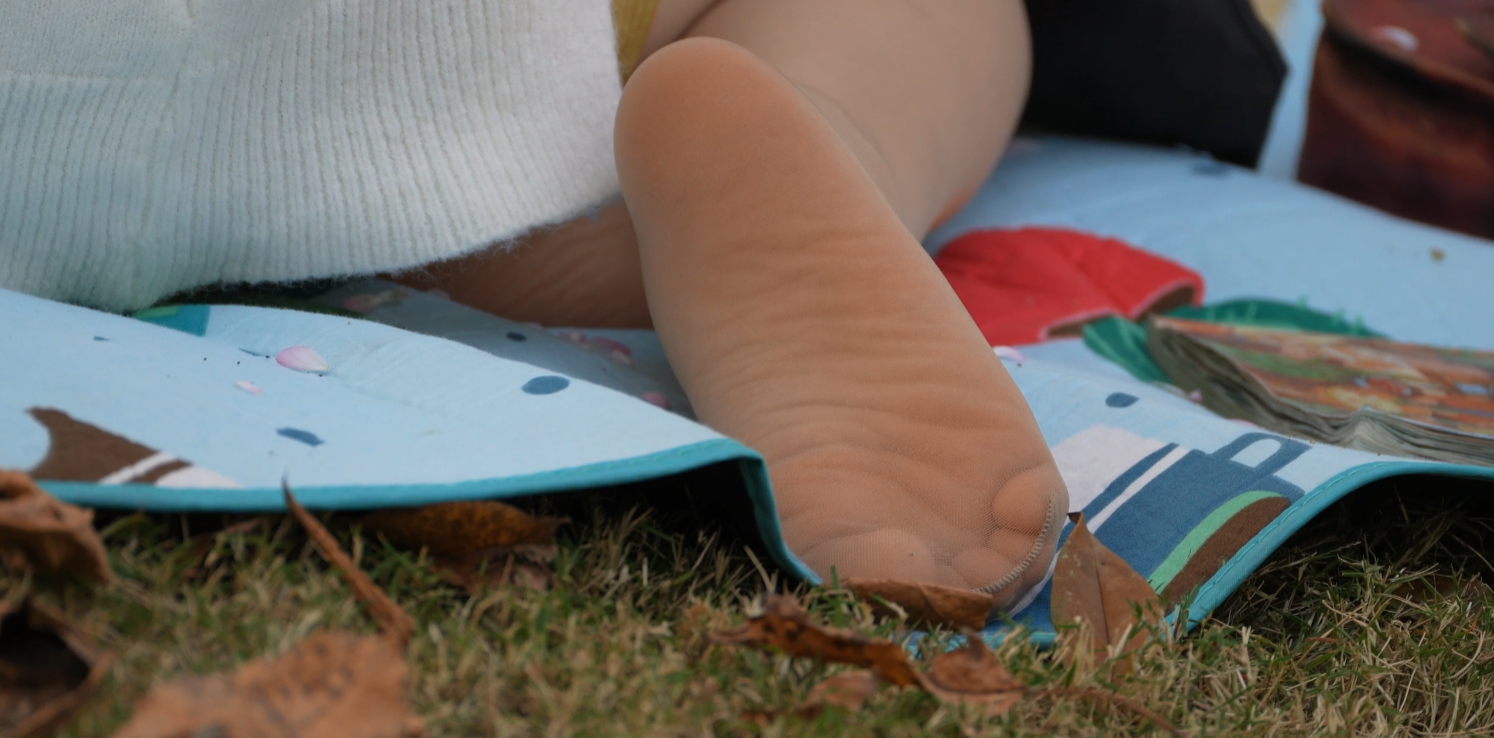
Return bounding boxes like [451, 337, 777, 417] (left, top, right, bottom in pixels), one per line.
[709, 595, 1188, 734]
[362, 501, 567, 592]
[709, 595, 921, 687]
[109, 629, 422, 738]
[361, 500, 565, 557]
[0, 598, 112, 738]
[1050, 512, 1163, 659]
[0, 471, 109, 585]
[844, 578, 991, 631]
[916, 633, 1026, 717]
[108, 486, 423, 738]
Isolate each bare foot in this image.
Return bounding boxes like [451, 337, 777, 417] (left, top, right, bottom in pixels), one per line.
[616, 38, 1067, 608]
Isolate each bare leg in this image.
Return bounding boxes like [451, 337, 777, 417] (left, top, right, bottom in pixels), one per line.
[392, 199, 653, 329]
[615, 0, 1068, 605]
[387, 0, 724, 328]
[403, 0, 1067, 605]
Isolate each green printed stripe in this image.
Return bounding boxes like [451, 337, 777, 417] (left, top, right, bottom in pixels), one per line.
[1148, 491, 1284, 592]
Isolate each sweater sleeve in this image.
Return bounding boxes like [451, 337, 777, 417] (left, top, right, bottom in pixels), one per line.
[0, 0, 622, 311]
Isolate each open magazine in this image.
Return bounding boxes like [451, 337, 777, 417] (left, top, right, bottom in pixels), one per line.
[1146, 316, 1494, 467]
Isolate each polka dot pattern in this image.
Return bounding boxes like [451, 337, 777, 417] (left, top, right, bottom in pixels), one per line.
[522, 376, 570, 395]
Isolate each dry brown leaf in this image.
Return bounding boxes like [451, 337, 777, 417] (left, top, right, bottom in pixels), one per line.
[844, 578, 991, 631]
[709, 596, 1188, 735]
[361, 500, 566, 558]
[915, 633, 1026, 717]
[1050, 512, 1163, 658]
[362, 500, 566, 594]
[107, 486, 424, 738]
[709, 595, 921, 687]
[0, 599, 112, 738]
[795, 670, 879, 718]
[0, 471, 109, 585]
[108, 630, 421, 738]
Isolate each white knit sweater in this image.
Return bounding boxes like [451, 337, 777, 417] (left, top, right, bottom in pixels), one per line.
[0, 0, 622, 311]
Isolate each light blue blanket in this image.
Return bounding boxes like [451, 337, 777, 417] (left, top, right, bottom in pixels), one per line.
[5, 136, 1492, 640]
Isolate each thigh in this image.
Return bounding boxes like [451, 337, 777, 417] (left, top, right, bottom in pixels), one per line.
[685, 0, 1031, 237]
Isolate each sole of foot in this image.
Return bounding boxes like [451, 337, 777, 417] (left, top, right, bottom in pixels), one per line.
[616, 38, 1069, 611]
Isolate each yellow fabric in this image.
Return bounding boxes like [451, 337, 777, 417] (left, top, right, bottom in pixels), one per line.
[612, 0, 661, 83]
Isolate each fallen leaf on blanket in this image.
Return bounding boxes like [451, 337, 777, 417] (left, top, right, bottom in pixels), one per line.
[845, 578, 991, 631]
[0, 598, 112, 738]
[795, 670, 880, 718]
[108, 486, 423, 738]
[1050, 512, 1163, 662]
[0, 470, 110, 585]
[362, 501, 567, 592]
[915, 633, 1026, 717]
[709, 595, 921, 687]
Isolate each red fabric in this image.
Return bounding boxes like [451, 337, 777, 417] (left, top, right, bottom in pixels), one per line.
[934, 227, 1205, 346]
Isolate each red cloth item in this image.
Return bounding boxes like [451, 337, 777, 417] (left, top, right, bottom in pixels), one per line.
[934, 227, 1205, 346]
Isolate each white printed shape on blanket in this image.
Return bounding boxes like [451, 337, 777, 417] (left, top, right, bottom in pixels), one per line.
[26, 407, 242, 489]
[1050, 425, 1167, 512]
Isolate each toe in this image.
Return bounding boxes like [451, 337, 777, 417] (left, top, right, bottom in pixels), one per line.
[949, 546, 1021, 591]
[989, 464, 1069, 536]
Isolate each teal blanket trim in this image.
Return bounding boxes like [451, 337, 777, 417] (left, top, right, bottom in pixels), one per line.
[1185, 460, 1494, 626]
[41, 437, 815, 584]
[998, 461, 1494, 649]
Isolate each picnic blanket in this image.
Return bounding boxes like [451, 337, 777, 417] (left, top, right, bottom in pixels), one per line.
[5, 134, 1493, 643]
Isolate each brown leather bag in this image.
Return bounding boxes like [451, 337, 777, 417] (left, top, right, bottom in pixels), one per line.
[1298, 0, 1494, 240]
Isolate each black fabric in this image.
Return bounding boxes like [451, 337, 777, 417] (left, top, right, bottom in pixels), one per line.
[1021, 0, 1288, 167]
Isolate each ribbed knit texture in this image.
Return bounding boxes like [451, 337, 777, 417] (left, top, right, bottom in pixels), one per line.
[0, 0, 622, 311]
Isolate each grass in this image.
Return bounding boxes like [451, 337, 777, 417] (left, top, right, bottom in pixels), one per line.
[6, 470, 1494, 737]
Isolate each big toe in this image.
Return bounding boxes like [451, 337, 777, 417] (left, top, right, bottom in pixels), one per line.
[990, 465, 1069, 536]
